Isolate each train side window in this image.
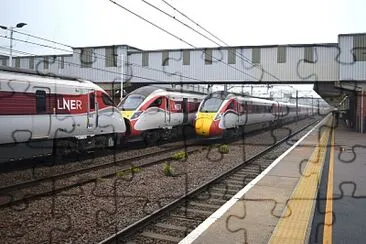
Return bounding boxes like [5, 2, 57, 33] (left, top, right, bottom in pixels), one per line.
[90, 93, 95, 110]
[102, 93, 115, 106]
[36, 90, 47, 113]
[271, 104, 276, 115]
[239, 103, 245, 114]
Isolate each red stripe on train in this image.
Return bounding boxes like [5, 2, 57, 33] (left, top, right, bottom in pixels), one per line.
[0, 91, 113, 115]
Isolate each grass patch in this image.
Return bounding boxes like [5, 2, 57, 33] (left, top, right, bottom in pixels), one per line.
[163, 162, 175, 176]
[218, 144, 229, 154]
[116, 166, 141, 177]
[172, 151, 187, 161]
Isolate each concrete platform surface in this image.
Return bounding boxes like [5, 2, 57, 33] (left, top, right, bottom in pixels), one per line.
[180, 115, 334, 244]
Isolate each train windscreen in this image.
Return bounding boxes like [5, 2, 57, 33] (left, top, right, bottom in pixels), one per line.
[200, 97, 223, 112]
[119, 95, 145, 110]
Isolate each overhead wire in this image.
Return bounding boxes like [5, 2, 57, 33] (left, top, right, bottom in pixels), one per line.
[161, 0, 227, 46]
[159, 0, 282, 82]
[2, 1, 281, 85]
[0, 44, 185, 84]
[0, 34, 204, 82]
[108, 0, 260, 81]
[140, 0, 222, 47]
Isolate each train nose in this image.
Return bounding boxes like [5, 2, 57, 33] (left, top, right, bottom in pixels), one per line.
[122, 111, 134, 119]
[121, 111, 141, 136]
[195, 117, 213, 136]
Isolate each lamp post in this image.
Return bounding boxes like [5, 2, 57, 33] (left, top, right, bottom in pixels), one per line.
[0, 23, 27, 66]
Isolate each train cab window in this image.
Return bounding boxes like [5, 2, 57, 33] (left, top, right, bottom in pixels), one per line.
[36, 90, 46, 113]
[166, 98, 170, 110]
[226, 101, 234, 111]
[200, 97, 223, 112]
[149, 97, 163, 108]
[90, 93, 95, 110]
[119, 95, 145, 110]
[102, 93, 115, 106]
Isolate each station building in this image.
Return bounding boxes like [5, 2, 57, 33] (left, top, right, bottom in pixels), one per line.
[0, 33, 365, 132]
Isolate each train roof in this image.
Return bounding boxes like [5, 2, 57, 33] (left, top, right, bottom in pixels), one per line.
[129, 85, 206, 97]
[129, 86, 162, 96]
[1, 66, 85, 81]
[0, 66, 103, 91]
[207, 91, 274, 103]
[207, 90, 314, 107]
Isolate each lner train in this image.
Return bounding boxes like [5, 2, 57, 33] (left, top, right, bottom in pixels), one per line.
[118, 86, 205, 143]
[0, 66, 126, 163]
[195, 91, 314, 138]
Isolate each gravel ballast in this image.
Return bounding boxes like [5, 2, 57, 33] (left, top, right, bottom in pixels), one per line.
[0, 118, 318, 243]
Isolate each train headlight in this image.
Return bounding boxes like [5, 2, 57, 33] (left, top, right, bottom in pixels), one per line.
[131, 111, 143, 119]
[214, 113, 222, 120]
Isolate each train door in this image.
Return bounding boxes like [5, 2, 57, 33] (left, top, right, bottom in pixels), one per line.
[272, 102, 278, 120]
[182, 98, 188, 124]
[235, 100, 240, 126]
[164, 96, 171, 125]
[240, 101, 249, 125]
[32, 87, 51, 139]
[87, 90, 98, 131]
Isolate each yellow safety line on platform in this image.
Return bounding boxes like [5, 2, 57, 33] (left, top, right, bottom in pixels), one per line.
[323, 126, 334, 244]
[269, 118, 332, 244]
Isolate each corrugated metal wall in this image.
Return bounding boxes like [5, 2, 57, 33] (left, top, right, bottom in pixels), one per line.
[339, 35, 366, 81]
[6, 42, 352, 85]
[13, 46, 128, 84]
[128, 45, 339, 83]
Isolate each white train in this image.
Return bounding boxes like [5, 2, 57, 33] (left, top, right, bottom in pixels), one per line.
[0, 66, 126, 163]
[195, 91, 315, 138]
[118, 86, 205, 143]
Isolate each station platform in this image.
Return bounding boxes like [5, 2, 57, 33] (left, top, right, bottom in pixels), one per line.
[180, 113, 366, 244]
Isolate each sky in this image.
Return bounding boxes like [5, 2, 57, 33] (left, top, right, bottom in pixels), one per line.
[1, 0, 365, 98]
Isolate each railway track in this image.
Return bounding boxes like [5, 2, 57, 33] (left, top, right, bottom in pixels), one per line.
[99, 119, 321, 244]
[0, 143, 202, 208]
[0, 117, 305, 209]
[0, 130, 197, 173]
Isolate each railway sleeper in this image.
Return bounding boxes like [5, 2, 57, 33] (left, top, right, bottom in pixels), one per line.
[203, 191, 235, 200]
[168, 214, 203, 226]
[177, 207, 213, 218]
[155, 222, 192, 233]
[170, 212, 207, 222]
[194, 191, 233, 201]
[140, 226, 186, 241]
[236, 168, 263, 175]
[228, 175, 255, 182]
[225, 178, 254, 187]
[232, 172, 258, 180]
[234, 170, 259, 177]
[209, 187, 240, 195]
[133, 234, 178, 244]
[140, 231, 182, 243]
[194, 197, 228, 206]
[214, 182, 243, 190]
[188, 201, 222, 210]
[144, 223, 193, 239]
[223, 180, 247, 188]
[161, 218, 200, 231]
